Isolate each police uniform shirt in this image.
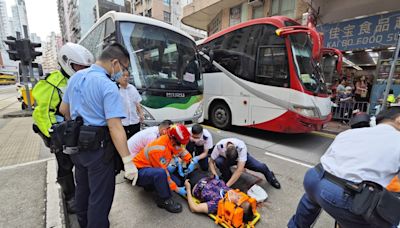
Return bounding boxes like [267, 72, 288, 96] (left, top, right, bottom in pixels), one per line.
[62, 64, 126, 126]
[188, 127, 213, 150]
[119, 83, 142, 126]
[127, 126, 159, 157]
[321, 124, 400, 187]
[211, 138, 247, 162]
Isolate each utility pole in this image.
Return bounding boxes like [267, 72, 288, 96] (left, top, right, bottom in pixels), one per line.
[381, 33, 400, 111]
[4, 36, 42, 111]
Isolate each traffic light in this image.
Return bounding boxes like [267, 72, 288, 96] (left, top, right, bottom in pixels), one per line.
[30, 42, 42, 61]
[16, 39, 32, 64]
[4, 36, 19, 61]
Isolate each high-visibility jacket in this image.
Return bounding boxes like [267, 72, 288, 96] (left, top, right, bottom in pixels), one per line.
[133, 135, 192, 191]
[32, 70, 68, 137]
[387, 175, 400, 192]
[387, 94, 396, 103]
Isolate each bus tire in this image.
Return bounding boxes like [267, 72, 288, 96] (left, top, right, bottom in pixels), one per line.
[210, 102, 231, 130]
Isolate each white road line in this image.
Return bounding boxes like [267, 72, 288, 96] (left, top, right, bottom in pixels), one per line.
[264, 151, 314, 168]
[0, 158, 54, 171]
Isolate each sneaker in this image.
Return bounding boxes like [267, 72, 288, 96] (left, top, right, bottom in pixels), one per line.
[156, 198, 182, 213]
[268, 172, 281, 189]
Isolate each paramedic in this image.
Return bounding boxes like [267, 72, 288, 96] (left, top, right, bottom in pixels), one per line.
[186, 124, 213, 171]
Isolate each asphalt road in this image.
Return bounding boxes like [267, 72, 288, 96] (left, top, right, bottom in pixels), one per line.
[107, 125, 336, 228]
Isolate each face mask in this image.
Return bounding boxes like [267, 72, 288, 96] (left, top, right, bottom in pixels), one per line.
[110, 61, 123, 81]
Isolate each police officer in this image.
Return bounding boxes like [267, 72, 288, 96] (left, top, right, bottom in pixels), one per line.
[288, 107, 400, 228]
[32, 43, 94, 213]
[59, 43, 138, 228]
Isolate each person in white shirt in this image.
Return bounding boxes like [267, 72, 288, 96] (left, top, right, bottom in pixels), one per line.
[209, 138, 280, 189]
[118, 71, 144, 138]
[186, 124, 213, 171]
[288, 107, 400, 228]
[127, 120, 173, 158]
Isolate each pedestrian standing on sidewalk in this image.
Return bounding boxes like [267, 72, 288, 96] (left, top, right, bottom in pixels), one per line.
[288, 107, 400, 228]
[32, 43, 94, 213]
[59, 43, 138, 228]
[209, 138, 281, 189]
[118, 70, 144, 138]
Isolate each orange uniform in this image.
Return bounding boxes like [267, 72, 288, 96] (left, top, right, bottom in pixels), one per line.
[133, 135, 192, 191]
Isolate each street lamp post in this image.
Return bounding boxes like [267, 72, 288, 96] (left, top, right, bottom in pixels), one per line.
[381, 33, 400, 112]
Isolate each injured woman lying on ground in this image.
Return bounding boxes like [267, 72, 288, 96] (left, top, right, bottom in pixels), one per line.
[183, 171, 257, 225]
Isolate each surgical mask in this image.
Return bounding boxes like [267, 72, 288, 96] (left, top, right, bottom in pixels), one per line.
[110, 61, 123, 81]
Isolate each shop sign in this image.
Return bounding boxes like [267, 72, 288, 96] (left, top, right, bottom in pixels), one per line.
[318, 11, 400, 51]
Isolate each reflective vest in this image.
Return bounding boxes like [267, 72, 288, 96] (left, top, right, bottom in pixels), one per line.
[32, 70, 68, 137]
[387, 94, 396, 103]
[133, 135, 192, 191]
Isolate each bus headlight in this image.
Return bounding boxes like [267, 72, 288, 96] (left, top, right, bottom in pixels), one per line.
[293, 106, 319, 118]
[193, 102, 203, 119]
[141, 106, 155, 120]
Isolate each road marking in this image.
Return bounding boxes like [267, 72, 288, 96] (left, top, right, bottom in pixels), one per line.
[201, 124, 221, 132]
[0, 158, 53, 171]
[264, 151, 313, 168]
[311, 131, 336, 139]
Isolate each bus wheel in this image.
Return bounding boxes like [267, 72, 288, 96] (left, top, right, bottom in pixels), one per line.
[210, 102, 231, 130]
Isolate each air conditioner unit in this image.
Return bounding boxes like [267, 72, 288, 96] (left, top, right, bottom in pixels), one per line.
[248, 0, 263, 7]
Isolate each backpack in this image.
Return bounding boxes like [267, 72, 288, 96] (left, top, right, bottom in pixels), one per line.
[216, 189, 258, 228]
[32, 70, 68, 138]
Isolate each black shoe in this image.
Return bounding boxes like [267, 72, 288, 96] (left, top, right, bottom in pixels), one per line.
[156, 198, 182, 213]
[268, 172, 281, 189]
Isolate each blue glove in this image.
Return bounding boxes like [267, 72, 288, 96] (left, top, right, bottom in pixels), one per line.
[167, 164, 176, 173]
[215, 175, 219, 180]
[186, 161, 196, 174]
[174, 157, 184, 177]
[176, 187, 187, 197]
[192, 156, 199, 164]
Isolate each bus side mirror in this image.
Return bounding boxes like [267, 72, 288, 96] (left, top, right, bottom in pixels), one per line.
[276, 26, 321, 60]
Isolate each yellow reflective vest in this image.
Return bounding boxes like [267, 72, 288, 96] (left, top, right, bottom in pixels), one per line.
[32, 70, 68, 137]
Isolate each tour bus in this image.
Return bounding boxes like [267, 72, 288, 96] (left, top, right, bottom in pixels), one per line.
[198, 17, 341, 133]
[79, 11, 203, 126]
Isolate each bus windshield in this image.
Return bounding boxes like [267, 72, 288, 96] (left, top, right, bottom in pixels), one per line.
[289, 33, 327, 94]
[120, 22, 202, 91]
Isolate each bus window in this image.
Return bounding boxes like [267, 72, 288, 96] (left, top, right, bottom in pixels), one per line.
[256, 46, 289, 87]
[120, 22, 201, 91]
[80, 20, 106, 58]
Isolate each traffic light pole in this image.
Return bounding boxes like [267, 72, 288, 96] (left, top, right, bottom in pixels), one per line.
[20, 63, 33, 111]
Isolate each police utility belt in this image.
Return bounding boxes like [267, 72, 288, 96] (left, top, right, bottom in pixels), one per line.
[49, 116, 112, 155]
[315, 163, 400, 227]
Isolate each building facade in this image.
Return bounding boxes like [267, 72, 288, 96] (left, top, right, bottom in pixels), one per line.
[132, 0, 206, 40]
[58, 0, 129, 43]
[10, 0, 29, 39]
[308, 0, 400, 112]
[42, 32, 61, 73]
[0, 0, 10, 50]
[182, 0, 307, 36]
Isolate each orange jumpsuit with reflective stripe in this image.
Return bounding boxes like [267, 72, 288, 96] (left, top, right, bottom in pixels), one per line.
[387, 176, 400, 192]
[133, 135, 192, 191]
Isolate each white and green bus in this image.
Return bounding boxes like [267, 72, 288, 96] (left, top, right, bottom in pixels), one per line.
[79, 11, 203, 126]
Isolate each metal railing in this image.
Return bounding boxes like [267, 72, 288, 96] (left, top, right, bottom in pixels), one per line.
[331, 101, 370, 121]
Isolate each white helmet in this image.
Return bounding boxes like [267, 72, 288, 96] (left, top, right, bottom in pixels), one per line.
[58, 42, 95, 77]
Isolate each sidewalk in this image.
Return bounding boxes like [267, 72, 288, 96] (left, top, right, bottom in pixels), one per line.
[0, 101, 64, 228]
